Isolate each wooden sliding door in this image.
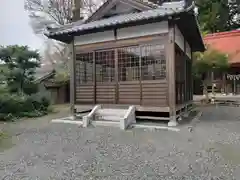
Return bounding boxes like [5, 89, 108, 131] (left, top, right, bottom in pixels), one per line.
[95, 50, 116, 104]
[118, 46, 141, 105]
[141, 44, 167, 106]
[75, 43, 167, 107]
[75, 52, 94, 104]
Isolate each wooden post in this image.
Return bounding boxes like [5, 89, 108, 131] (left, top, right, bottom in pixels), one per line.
[139, 46, 142, 105]
[234, 78, 236, 95]
[190, 50, 193, 101]
[184, 39, 187, 103]
[93, 52, 96, 104]
[115, 49, 119, 104]
[167, 21, 177, 127]
[222, 73, 226, 94]
[70, 39, 76, 116]
[211, 71, 214, 97]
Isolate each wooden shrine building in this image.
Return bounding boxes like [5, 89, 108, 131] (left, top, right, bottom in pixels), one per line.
[46, 0, 204, 125]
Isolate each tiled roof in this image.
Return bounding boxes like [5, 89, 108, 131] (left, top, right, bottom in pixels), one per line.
[35, 65, 55, 82]
[204, 30, 240, 65]
[47, 5, 185, 37]
[135, 0, 160, 8]
[85, 0, 160, 23]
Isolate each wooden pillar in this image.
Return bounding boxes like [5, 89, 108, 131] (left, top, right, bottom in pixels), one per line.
[190, 50, 193, 100]
[167, 21, 177, 126]
[139, 46, 143, 105]
[93, 52, 96, 104]
[115, 49, 119, 104]
[234, 78, 237, 94]
[70, 39, 76, 115]
[184, 39, 187, 103]
[222, 73, 226, 94]
[180, 52, 183, 104]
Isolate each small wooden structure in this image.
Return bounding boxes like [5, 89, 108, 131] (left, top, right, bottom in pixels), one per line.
[46, 0, 204, 124]
[36, 70, 70, 104]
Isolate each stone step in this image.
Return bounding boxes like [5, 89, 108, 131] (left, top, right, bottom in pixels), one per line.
[136, 116, 170, 121]
[76, 112, 89, 120]
[92, 120, 120, 127]
[95, 115, 123, 122]
[96, 109, 127, 117]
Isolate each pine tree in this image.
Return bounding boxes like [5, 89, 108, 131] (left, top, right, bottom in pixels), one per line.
[0, 46, 40, 94]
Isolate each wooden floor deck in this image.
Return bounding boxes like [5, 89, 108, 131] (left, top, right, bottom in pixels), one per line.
[75, 104, 170, 113]
[75, 101, 192, 114]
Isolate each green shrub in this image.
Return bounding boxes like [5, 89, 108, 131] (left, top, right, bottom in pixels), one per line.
[27, 91, 51, 111]
[0, 92, 51, 121]
[23, 82, 39, 95]
[0, 94, 24, 114]
[20, 110, 47, 118]
[0, 86, 9, 94]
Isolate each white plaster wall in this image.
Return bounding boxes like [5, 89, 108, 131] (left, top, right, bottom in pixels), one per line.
[174, 25, 184, 51]
[74, 30, 115, 45]
[117, 21, 168, 40]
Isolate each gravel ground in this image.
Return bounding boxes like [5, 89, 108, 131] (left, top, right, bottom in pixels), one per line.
[1, 106, 240, 179]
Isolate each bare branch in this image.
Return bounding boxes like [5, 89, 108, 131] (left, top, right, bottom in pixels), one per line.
[25, 0, 105, 70]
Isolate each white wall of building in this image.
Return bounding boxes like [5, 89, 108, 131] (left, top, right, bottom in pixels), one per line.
[74, 30, 115, 45]
[74, 21, 169, 46]
[117, 21, 168, 40]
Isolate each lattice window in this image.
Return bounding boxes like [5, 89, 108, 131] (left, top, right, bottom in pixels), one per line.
[141, 44, 166, 80]
[95, 50, 115, 82]
[118, 46, 140, 81]
[76, 52, 93, 85]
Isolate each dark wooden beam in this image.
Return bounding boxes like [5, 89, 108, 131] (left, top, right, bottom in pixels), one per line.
[184, 38, 187, 103]
[93, 52, 96, 104]
[166, 20, 176, 122]
[190, 49, 193, 100]
[70, 40, 76, 115]
[115, 49, 119, 104]
[139, 46, 143, 105]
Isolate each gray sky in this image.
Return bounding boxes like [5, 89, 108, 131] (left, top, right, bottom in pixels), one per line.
[0, 0, 43, 50]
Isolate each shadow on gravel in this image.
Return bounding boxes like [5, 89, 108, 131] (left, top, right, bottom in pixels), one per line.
[178, 110, 199, 126]
[199, 105, 240, 123]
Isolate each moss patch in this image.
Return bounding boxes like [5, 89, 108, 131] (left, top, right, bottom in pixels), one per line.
[0, 132, 13, 152]
[208, 142, 240, 166]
